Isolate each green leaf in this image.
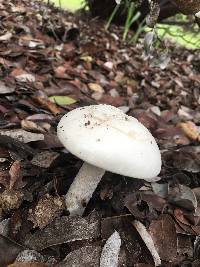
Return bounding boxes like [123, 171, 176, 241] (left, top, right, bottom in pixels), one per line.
[49, 96, 77, 105]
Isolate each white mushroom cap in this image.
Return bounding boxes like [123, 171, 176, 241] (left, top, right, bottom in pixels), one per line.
[57, 104, 161, 180]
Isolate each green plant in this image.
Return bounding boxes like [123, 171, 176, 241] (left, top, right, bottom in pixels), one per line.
[105, 4, 120, 30]
[122, 1, 140, 41]
[129, 17, 146, 44]
[106, 0, 144, 42]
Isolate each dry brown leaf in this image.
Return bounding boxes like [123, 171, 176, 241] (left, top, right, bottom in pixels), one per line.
[25, 215, 100, 250]
[32, 96, 61, 115]
[88, 83, 104, 93]
[0, 170, 10, 188]
[0, 235, 23, 267]
[149, 214, 177, 262]
[0, 81, 15, 94]
[59, 245, 101, 267]
[0, 190, 24, 212]
[19, 35, 45, 48]
[21, 120, 46, 133]
[9, 160, 25, 189]
[0, 129, 44, 143]
[28, 194, 64, 229]
[178, 121, 200, 141]
[31, 151, 59, 168]
[9, 263, 48, 267]
[133, 220, 161, 266]
[100, 231, 121, 267]
[0, 32, 12, 41]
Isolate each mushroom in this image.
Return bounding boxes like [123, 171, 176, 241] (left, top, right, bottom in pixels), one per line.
[57, 104, 161, 216]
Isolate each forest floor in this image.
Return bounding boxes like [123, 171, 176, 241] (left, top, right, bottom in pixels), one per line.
[0, 0, 200, 266]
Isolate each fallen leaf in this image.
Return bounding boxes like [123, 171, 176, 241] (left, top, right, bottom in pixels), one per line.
[9, 263, 48, 267]
[28, 194, 64, 229]
[0, 135, 35, 159]
[178, 121, 200, 141]
[101, 215, 151, 266]
[0, 234, 23, 267]
[103, 61, 114, 70]
[0, 32, 12, 41]
[15, 73, 36, 83]
[0, 190, 24, 212]
[25, 215, 100, 250]
[80, 55, 93, 62]
[25, 114, 54, 122]
[163, 146, 200, 173]
[49, 95, 77, 105]
[32, 96, 61, 115]
[31, 151, 59, 168]
[0, 81, 15, 94]
[15, 250, 47, 264]
[177, 234, 193, 260]
[21, 120, 46, 133]
[0, 218, 10, 236]
[149, 214, 177, 262]
[19, 35, 45, 48]
[151, 182, 168, 198]
[0, 129, 44, 143]
[0, 170, 10, 188]
[168, 184, 197, 212]
[58, 245, 101, 267]
[9, 160, 25, 189]
[133, 220, 161, 266]
[100, 231, 121, 267]
[88, 83, 104, 93]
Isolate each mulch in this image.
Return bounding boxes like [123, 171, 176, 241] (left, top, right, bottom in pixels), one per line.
[0, 0, 200, 266]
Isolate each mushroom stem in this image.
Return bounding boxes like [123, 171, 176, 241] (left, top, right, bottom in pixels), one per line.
[65, 162, 105, 216]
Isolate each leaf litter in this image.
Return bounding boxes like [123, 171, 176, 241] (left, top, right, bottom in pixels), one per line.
[0, 0, 200, 266]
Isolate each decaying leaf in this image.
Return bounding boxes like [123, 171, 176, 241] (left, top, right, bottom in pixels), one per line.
[0, 234, 23, 267]
[58, 245, 101, 267]
[19, 35, 45, 48]
[15, 73, 36, 83]
[25, 215, 100, 250]
[28, 194, 64, 229]
[9, 262, 48, 267]
[14, 249, 56, 266]
[0, 129, 44, 143]
[0, 218, 10, 236]
[0, 31, 12, 41]
[133, 220, 161, 266]
[31, 151, 59, 168]
[100, 231, 121, 267]
[88, 83, 105, 93]
[0, 190, 24, 212]
[21, 120, 46, 133]
[0, 81, 15, 94]
[101, 215, 152, 266]
[149, 214, 177, 262]
[179, 121, 200, 141]
[163, 146, 200, 173]
[0, 170, 10, 188]
[32, 96, 61, 115]
[0, 135, 35, 159]
[168, 184, 197, 211]
[15, 250, 45, 263]
[9, 160, 26, 189]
